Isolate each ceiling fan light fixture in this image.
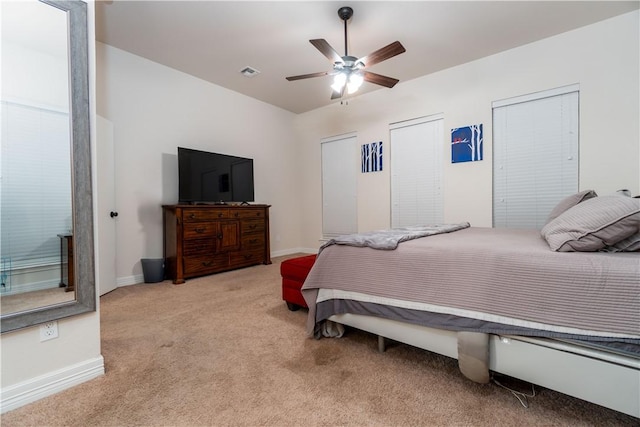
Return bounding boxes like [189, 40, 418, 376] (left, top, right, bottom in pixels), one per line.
[347, 73, 364, 94]
[331, 72, 347, 92]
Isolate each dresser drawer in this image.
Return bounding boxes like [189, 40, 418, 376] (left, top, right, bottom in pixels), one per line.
[183, 238, 216, 256]
[183, 222, 218, 239]
[241, 219, 265, 235]
[182, 209, 229, 222]
[241, 234, 265, 250]
[229, 208, 266, 219]
[183, 254, 229, 275]
[229, 249, 264, 267]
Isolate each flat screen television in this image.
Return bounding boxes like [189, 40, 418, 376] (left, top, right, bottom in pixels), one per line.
[178, 147, 255, 204]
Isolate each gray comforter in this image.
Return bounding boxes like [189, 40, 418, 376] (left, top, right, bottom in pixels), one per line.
[302, 227, 640, 345]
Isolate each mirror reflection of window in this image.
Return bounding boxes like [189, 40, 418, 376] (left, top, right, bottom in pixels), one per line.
[1, 0, 74, 313]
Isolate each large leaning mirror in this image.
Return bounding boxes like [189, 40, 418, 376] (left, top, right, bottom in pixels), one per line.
[1, 0, 95, 333]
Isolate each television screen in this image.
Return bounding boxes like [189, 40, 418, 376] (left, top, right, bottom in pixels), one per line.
[178, 147, 255, 204]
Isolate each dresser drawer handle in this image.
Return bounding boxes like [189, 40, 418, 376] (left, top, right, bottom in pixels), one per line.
[249, 239, 258, 244]
[249, 224, 257, 230]
[234, 213, 239, 217]
[188, 213, 196, 219]
[244, 254, 254, 260]
[218, 213, 223, 217]
[202, 261, 213, 267]
[195, 227, 206, 233]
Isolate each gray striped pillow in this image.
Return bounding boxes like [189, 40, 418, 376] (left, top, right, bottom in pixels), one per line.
[541, 196, 640, 252]
[545, 189, 597, 225]
[601, 233, 640, 252]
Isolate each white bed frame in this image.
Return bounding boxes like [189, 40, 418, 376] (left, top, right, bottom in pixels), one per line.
[329, 313, 640, 418]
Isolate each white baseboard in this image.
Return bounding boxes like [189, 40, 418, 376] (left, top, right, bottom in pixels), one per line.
[117, 274, 144, 287]
[1, 356, 105, 414]
[271, 248, 317, 258]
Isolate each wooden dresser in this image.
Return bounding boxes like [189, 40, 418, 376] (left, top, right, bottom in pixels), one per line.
[162, 204, 271, 284]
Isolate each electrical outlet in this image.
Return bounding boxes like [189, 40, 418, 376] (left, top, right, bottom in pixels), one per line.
[40, 321, 59, 342]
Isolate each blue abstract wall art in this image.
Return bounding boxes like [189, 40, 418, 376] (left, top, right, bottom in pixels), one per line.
[451, 124, 483, 163]
[361, 141, 383, 172]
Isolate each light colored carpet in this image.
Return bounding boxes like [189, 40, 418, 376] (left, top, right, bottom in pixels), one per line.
[2, 254, 637, 426]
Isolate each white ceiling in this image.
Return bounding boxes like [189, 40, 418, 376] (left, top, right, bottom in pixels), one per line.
[95, 1, 639, 114]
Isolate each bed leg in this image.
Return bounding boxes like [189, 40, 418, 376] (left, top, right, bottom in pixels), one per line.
[378, 335, 386, 353]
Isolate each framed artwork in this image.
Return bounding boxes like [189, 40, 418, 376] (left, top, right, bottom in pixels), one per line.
[451, 124, 483, 163]
[361, 141, 383, 172]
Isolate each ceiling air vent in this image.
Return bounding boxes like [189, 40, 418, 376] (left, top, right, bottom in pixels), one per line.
[239, 66, 261, 78]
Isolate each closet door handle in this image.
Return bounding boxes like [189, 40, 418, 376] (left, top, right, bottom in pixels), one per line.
[110, 211, 118, 218]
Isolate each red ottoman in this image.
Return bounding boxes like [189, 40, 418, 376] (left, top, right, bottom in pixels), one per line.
[280, 254, 316, 311]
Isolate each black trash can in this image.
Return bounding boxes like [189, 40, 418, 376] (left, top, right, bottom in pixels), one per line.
[141, 258, 164, 283]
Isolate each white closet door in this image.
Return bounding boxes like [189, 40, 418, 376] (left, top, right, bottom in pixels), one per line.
[321, 133, 357, 238]
[390, 115, 444, 228]
[493, 86, 579, 229]
[97, 115, 118, 295]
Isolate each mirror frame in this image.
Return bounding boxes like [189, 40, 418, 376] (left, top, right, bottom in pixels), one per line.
[1, 0, 95, 333]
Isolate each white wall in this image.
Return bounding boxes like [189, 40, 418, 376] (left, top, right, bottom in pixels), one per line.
[96, 43, 303, 283]
[294, 11, 640, 249]
[1, 0, 104, 412]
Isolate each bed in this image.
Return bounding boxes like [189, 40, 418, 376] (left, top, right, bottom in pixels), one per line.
[301, 194, 640, 417]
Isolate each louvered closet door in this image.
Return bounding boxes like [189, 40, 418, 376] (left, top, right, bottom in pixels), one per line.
[390, 115, 444, 228]
[493, 85, 579, 229]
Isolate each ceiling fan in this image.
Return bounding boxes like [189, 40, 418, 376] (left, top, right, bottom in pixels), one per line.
[285, 6, 406, 99]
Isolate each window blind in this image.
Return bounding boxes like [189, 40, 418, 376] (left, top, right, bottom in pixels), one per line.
[390, 115, 444, 228]
[493, 88, 579, 229]
[321, 133, 358, 238]
[1, 101, 72, 267]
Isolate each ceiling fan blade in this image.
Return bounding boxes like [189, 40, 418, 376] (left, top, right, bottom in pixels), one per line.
[363, 71, 400, 88]
[310, 39, 343, 64]
[286, 71, 329, 81]
[358, 41, 406, 68]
